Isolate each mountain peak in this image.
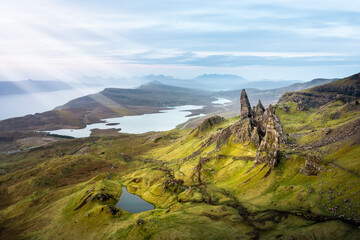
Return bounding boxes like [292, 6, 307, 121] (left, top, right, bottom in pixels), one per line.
[143, 74, 175, 81]
[195, 74, 244, 80]
[146, 80, 164, 85]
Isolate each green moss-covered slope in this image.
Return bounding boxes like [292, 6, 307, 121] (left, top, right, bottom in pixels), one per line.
[1, 76, 360, 239]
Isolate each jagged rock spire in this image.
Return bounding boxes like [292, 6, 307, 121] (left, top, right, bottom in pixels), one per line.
[240, 89, 252, 119]
[255, 100, 265, 116]
[255, 104, 287, 168]
[202, 93, 287, 168]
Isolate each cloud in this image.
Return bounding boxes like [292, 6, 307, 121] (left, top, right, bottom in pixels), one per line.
[0, 0, 359, 81]
[292, 25, 360, 40]
[108, 49, 359, 68]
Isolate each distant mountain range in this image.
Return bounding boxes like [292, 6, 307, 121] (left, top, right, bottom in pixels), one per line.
[144, 74, 246, 91]
[79, 74, 302, 91]
[0, 75, 332, 97]
[242, 80, 302, 89]
[137, 74, 302, 91]
[0, 80, 72, 95]
[216, 77, 340, 107]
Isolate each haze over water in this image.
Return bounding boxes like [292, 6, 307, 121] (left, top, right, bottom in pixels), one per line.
[0, 88, 103, 120]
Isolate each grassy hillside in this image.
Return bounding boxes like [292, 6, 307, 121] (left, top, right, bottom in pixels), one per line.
[1, 98, 359, 239]
[279, 73, 360, 110]
[0, 74, 359, 239]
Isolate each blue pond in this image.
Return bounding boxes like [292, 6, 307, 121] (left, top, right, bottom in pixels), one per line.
[116, 187, 154, 213]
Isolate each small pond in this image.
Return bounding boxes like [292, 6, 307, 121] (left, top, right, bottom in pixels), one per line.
[116, 187, 154, 213]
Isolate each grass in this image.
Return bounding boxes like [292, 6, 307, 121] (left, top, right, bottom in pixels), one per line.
[0, 99, 360, 239]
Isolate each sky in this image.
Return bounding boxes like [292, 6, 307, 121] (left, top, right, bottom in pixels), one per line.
[0, 0, 359, 82]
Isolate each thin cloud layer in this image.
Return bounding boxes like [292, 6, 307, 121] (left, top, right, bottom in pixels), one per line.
[0, 0, 359, 81]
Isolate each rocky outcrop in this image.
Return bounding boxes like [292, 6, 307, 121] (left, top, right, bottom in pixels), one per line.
[254, 105, 287, 167]
[192, 115, 225, 136]
[300, 155, 324, 176]
[200, 89, 286, 167]
[240, 89, 252, 119]
[254, 100, 265, 116]
[252, 100, 267, 135]
[239, 90, 286, 167]
[201, 118, 253, 149]
[250, 127, 260, 147]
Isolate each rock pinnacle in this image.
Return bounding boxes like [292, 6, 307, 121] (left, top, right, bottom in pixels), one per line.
[240, 89, 252, 119]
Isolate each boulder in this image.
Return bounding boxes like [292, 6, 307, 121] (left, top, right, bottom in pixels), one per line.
[300, 155, 323, 175]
